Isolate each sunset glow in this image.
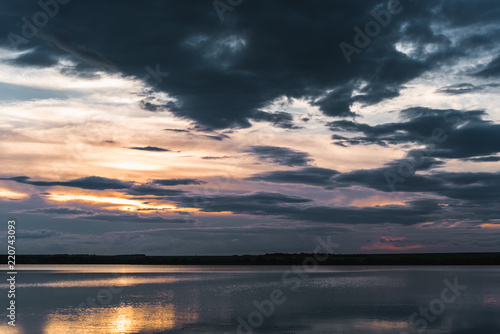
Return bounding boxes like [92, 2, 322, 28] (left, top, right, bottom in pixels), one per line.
[0, 0, 499, 256]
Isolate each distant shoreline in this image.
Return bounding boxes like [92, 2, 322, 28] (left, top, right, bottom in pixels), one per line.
[5, 252, 500, 265]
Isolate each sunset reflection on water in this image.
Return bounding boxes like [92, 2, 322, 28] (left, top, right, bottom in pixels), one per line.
[43, 303, 198, 334]
[1, 266, 500, 333]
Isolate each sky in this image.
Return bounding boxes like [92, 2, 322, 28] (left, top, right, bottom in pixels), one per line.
[0, 0, 499, 255]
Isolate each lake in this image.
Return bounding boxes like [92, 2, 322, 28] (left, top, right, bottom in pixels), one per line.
[1, 265, 499, 333]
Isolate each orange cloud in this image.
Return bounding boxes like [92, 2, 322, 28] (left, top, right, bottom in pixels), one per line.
[46, 192, 196, 214]
[0, 187, 29, 200]
[348, 198, 406, 207]
[480, 224, 500, 229]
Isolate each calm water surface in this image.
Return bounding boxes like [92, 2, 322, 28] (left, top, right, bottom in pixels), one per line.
[1, 265, 499, 333]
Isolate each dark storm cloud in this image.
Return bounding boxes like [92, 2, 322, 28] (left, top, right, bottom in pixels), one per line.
[330, 162, 500, 203]
[436, 83, 500, 95]
[174, 192, 441, 225]
[162, 127, 230, 141]
[0, 175, 201, 195]
[188, 125, 232, 140]
[202, 134, 230, 141]
[125, 178, 205, 196]
[126, 186, 186, 197]
[464, 156, 500, 162]
[40, 30, 118, 71]
[129, 146, 170, 152]
[176, 192, 313, 211]
[173, 191, 314, 216]
[474, 55, 500, 77]
[247, 167, 340, 187]
[365, 167, 500, 202]
[246, 162, 500, 203]
[250, 110, 301, 129]
[83, 214, 194, 224]
[328, 108, 500, 159]
[383, 156, 446, 171]
[139, 100, 162, 112]
[245, 146, 313, 167]
[153, 178, 205, 186]
[439, 0, 500, 27]
[0, 176, 131, 190]
[311, 85, 357, 118]
[3, 0, 498, 128]
[429, 172, 500, 201]
[19, 207, 94, 215]
[163, 128, 190, 133]
[242, 162, 500, 225]
[201, 156, 232, 160]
